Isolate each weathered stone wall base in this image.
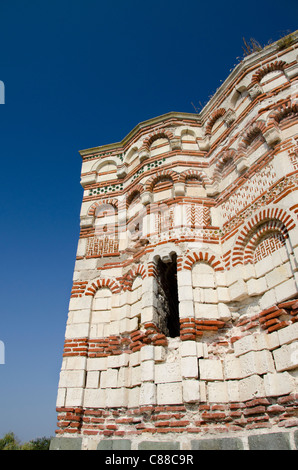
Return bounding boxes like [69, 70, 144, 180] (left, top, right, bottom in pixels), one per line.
[50, 428, 298, 450]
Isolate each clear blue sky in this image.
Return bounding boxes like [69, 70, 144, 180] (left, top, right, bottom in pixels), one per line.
[0, 0, 297, 443]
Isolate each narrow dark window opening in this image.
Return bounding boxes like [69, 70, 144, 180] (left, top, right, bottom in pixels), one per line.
[157, 254, 180, 338]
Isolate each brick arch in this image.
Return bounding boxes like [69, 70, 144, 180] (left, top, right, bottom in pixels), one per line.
[121, 265, 147, 291]
[85, 278, 121, 296]
[238, 120, 267, 154]
[243, 221, 288, 264]
[182, 251, 224, 272]
[145, 169, 179, 192]
[87, 198, 118, 216]
[251, 60, 287, 85]
[179, 169, 211, 186]
[205, 108, 226, 136]
[126, 184, 144, 207]
[213, 149, 237, 182]
[142, 129, 174, 151]
[267, 100, 298, 130]
[231, 207, 296, 267]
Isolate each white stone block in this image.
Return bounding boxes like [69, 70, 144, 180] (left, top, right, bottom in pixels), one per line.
[140, 345, 155, 362]
[65, 356, 87, 370]
[234, 335, 257, 357]
[278, 322, 298, 346]
[117, 367, 130, 388]
[128, 386, 140, 408]
[139, 382, 156, 405]
[239, 374, 265, 402]
[180, 340, 197, 357]
[254, 256, 275, 278]
[194, 302, 218, 319]
[86, 357, 107, 371]
[154, 346, 166, 363]
[56, 388, 66, 407]
[196, 342, 208, 358]
[217, 287, 230, 302]
[129, 351, 140, 367]
[239, 350, 275, 378]
[247, 277, 267, 296]
[68, 294, 93, 311]
[179, 300, 194, 318]
[181, 356, 198, 379]
[208, 381, 240, 403]
[182, 379, 200, 403]
[274, 278, 298, 304]
[255, 331, 280, 351]
[218, 302, 231, 321]
[86, 371, 100, 389]
[157, 382, 183, 405]
[192, 273, 215, 288]
[141, 360, 155, 382]
[203, 288, 218, 304]
[106, 387, 128, 407]
[265, 265, 290, 289]
[273, 341, 298, 371]
[59, 370, 86, 388]
[131, 365, 142, 386]
[223, 356, 242, 380]
[178, 285, 193, 301]
[264, 372, 294, 397]
[177, 270, 192, 287]
[65, 323, 90, 339]
[260, 288, 277, 311]
[65, 387, 84, 407]
[101, 368, 118, 388]
[155, 362, 181, 383]
[199, 359, 223, 381]
[228, 279, 248, 301]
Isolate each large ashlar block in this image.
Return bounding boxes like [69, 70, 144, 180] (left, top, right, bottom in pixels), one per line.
[247, 277, 267, 296]
[59, 370, 86, 388]
[86, 370, 100, 388]
[139, 382, 156, 406]
[264, 372, 294, 397]
[155, 362, 181, 384]
[65, 323, 90, 339]
[180, 340, 197, 357]
[278, 322, 298, 346]
[239, 374, 265, 402]
[181, 356, 198, 379]
[117, 367, 130, 388]
[199, 359, 223, 381]
[141, 360, 155, 382]
[273, 341, 298, 372]
[101, 368, 118, 388]
[65, 387, 84, 407]
[274, 278, 297, 304]
[208, 380, 240, 403]
[223, 356, 242, 380]
[194, 303, 218, 319]
[265, 265, 291, 289]
[157, 382, 183, 405]
[87, 357, 107, 371]
[128, 386, 140, 408]
[56, 388, 66, 407]
[182, 379, 200, 403]
[239, 350, 275, 378]
[106, 387, 128, 407]
[260, 288, 277, 311]
[228, 279, 248, 301]
[131, 365, 142, 386]
[64, 356, 87, 371]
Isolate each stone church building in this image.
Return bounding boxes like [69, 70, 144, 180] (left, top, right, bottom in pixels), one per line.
[51, 32, 298, 450]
